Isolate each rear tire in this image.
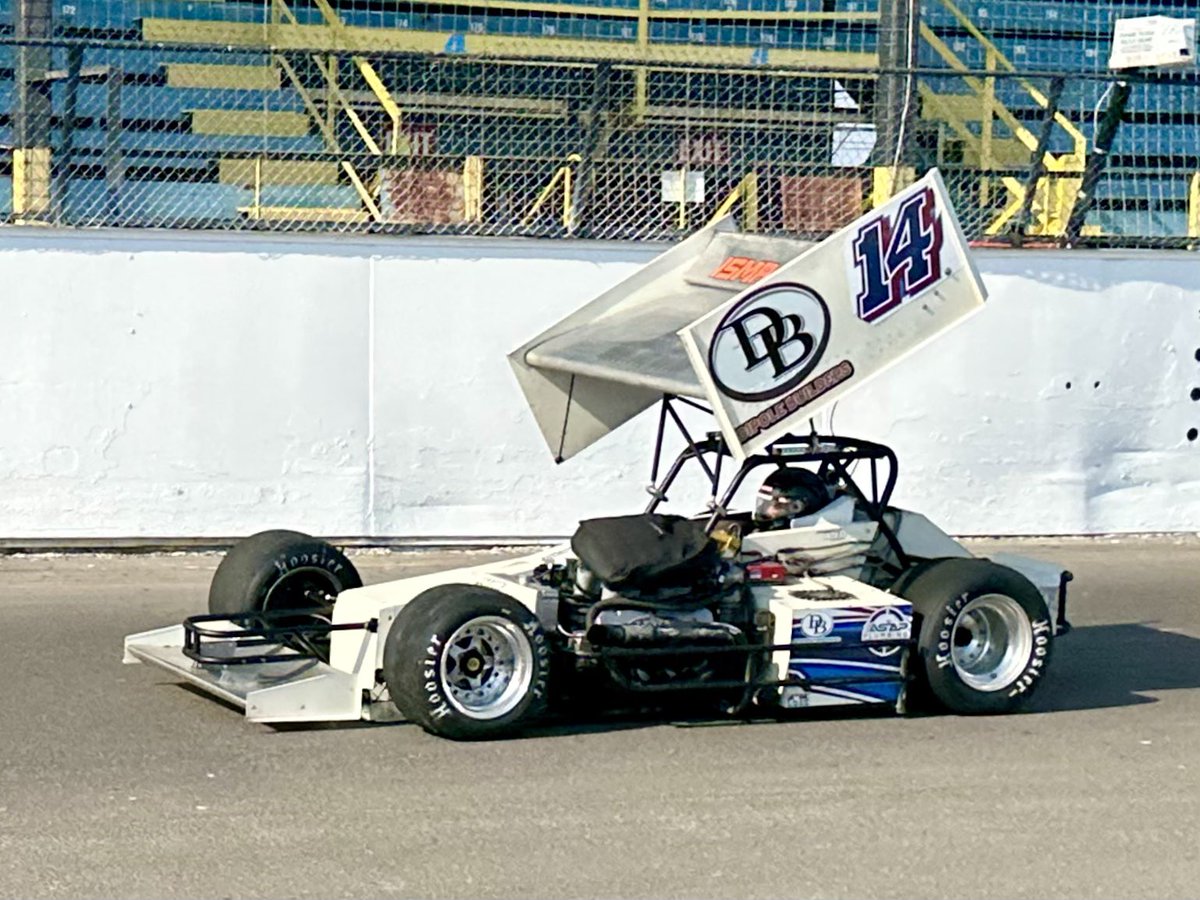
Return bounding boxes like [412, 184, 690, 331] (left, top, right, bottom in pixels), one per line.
[208, 529, 362, 616]
[894, 558, 1053, 714]
[384, 585, 549, 740]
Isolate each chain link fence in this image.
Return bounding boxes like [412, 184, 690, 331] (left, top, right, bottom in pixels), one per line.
[0, 0, 1197, 245]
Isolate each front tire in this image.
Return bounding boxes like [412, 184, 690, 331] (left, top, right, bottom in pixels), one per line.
[208, 529, 362, 616]
[894, 558, 1053, 714]
[384, 585, 549, 740]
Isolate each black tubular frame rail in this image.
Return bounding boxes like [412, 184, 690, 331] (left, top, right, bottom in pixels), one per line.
[182, 609, 375, 665]
[596, 637, 914, 719]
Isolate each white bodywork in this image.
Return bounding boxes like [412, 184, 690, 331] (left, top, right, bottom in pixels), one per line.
[123, 167, 1068, 724]
[511, 169, 985, 462]
[123, 507, 1068, 723]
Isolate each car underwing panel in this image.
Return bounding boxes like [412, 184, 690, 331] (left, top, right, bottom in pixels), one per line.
[123, 625, 364, 723]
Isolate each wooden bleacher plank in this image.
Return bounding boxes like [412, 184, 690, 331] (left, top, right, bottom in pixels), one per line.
[191, 108, 310, 136]
[166, 63, 281, 90]
[365, 0, 877, 20]
[219, 158, 340, 186]
[141, 17, 879, 69]
[239, 204, 369, 223]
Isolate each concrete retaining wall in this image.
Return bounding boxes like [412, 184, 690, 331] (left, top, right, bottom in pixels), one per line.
[3, 228, 1197, 538]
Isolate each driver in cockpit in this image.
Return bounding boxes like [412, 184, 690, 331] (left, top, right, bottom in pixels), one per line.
[752, 467, 833, 531]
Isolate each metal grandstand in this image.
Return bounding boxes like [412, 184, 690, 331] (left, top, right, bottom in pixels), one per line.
[0, 0, 1197, 245]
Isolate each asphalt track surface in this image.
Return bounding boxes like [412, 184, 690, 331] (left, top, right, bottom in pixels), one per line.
[2, 538, 1199, 900]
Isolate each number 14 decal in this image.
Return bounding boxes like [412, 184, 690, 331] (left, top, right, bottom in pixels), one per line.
[851, 186, 945, 324]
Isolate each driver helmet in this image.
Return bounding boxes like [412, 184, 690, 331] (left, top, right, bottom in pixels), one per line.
[753, 467, 831, 529]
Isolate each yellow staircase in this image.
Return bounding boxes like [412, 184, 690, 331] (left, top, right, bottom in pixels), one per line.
[147, 0, 494, 224]
[164, 60, 344, 195]
[916, 0, 1092, 238]
[142, 0, 882, 225]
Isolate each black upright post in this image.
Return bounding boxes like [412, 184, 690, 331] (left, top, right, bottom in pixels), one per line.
[55, 45, 84, 224]
[106, 68, 125, 225]
[13, 0, 53, 220]
[567, 61, 612, 238]
[1011, 75, 1065, 245]
[1065, 79, 1131, 244]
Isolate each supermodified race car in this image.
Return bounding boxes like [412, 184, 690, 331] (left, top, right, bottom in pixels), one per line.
[125, 171, 1071, 740]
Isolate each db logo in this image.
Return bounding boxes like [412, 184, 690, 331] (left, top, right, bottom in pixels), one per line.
[707, 282, 830, 403]
[796, 611, 834, 638]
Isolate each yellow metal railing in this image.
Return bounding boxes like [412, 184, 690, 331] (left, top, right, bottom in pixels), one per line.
[868, 166, 915, 210]
[309, 0, 408, 154]
[918, 0, 1091, 237]
[709, 172, 759, 231]
[523, 154, 582, 229]
[268, 0, 385, 220]
[243, 154, 485, 224]
[253, 0, 491, 224]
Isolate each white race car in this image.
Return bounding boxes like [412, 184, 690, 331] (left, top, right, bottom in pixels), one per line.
[125, 171, 1071, 740]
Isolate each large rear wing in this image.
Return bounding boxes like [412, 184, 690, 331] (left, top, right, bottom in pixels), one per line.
[509, 169, 986, 462]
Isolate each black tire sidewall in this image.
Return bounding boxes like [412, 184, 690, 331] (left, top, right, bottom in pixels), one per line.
[208, 530, 362, 615]
[384, 585, 550, 740]
[900, 559, 1053, 714]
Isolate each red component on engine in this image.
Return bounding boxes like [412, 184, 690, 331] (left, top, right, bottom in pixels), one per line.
[746, 561, 789, 583]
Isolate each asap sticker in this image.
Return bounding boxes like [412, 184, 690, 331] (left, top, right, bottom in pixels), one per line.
[707, 282, 830, 403]
[861, 606, 912, 657]
[795, 610, 835, 638]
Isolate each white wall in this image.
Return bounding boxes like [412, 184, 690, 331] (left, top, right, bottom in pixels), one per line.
[2, 227, 1198, 539]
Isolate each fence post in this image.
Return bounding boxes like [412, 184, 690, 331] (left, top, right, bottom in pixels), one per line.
[13, 0, 53, 223]
[105, 68, 125, 225]
[873, 0, 918, 169]
[1011, 75, 1065, 244]
[1065, 79, 1131, 244]
[1189, 172, 1200, 239]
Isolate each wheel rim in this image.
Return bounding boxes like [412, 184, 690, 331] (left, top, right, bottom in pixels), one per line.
[263, 567, 340, 613]
[440, 616, 534, 720]
[950, 593, 1033, 691]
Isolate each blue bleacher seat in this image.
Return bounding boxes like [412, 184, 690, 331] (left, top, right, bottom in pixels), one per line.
[50, 126, 323, 153]
[64, 178, 247, 221]
[1092, 209, 1189, 238]
[0, 0, 1191, 239]
[76, 46, 272, 76]
[648, 19, 875, 51]
[257, 184, 358, 208]
[919, 31, 1109, 71]
[37, 82, 305, 119]
[922, 1, 1193, 37]
[1108, 123, 1200, 157]
[1095, 175, 1191, 201]
[60, 0, 273, 30]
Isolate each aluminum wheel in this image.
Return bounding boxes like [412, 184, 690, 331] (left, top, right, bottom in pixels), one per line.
[263, 567, 339, 613]
[440, 616, 534, 720]
[950, 593, 1033, 691]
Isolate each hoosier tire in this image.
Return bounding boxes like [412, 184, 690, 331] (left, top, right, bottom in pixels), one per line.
[384, 585, 549, 741]
[894, 558, 1053, 714]
[207, 529, 362, 616]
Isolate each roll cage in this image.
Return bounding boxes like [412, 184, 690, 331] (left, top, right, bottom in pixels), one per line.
[642, 395, 909, 569]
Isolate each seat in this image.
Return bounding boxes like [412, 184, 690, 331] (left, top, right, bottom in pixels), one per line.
[571, 513, 722, 597]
